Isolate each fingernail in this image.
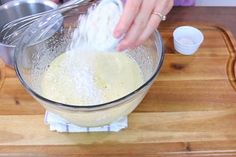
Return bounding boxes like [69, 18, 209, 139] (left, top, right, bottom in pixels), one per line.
[117, 46, 123, 52]
[117, 44, 125, 52]
[114, 31, 121, 38]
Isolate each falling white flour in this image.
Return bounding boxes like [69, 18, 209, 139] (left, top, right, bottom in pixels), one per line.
[41, 0, 144, 106]
[70, 0, 123, 52]
[62, 0, 124, 104]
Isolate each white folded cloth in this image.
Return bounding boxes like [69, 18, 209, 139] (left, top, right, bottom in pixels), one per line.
[44, 111, 128, 133]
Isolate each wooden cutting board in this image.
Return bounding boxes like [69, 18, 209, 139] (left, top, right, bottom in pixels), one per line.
[1, 23, 236, 156]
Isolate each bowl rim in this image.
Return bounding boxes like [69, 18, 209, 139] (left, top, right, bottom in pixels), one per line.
[14, 30, 164, 111]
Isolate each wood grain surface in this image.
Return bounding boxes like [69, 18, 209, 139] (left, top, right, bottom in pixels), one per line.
[0, 23, 236, 156]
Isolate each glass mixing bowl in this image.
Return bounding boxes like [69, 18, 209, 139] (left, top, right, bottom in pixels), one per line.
[14, 3, 164, 127]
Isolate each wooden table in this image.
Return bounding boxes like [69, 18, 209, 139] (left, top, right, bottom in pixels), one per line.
[1, 7, 236, 156]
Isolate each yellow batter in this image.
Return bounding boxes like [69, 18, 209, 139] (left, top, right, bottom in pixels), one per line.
[41, 52, 144, 105]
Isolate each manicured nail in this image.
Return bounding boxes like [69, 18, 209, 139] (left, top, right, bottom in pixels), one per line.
[117, 46, 123, 52]
[114, 31, 121, 38]
[117, 44, 125, 52]
[114, 32, 120, 38]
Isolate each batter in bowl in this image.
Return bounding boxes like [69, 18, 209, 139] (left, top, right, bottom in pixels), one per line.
[41, 51, 144, 106]
[40, 0, 144, 126]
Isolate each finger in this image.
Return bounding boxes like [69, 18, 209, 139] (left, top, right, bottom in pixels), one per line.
[117, 0, 157, 51]
[136, 0, 174, 46]
[113, 0, 142, 38]
[136, 14, 161, 46]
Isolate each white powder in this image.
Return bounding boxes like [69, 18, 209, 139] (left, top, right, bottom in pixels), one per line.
[179, 37, 195, 45]
[69, 57, 102, 104]
[63, 0, 124, 104]
[70, 0, 123, 52]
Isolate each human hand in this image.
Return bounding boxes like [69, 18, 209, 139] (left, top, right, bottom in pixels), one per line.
[50, 0, 60, 3]
[114, 0, 173, 51]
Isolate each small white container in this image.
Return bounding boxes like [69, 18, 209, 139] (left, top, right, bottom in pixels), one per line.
[173, 26, 204, 55]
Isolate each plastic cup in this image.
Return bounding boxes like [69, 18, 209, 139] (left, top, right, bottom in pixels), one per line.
[173, 26, 204, 55]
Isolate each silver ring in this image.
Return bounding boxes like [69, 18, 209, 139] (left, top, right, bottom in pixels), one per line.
[152, 12, 166, 21]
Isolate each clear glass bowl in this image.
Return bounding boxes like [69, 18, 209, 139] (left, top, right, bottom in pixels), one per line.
[14, 3, 164, 127]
